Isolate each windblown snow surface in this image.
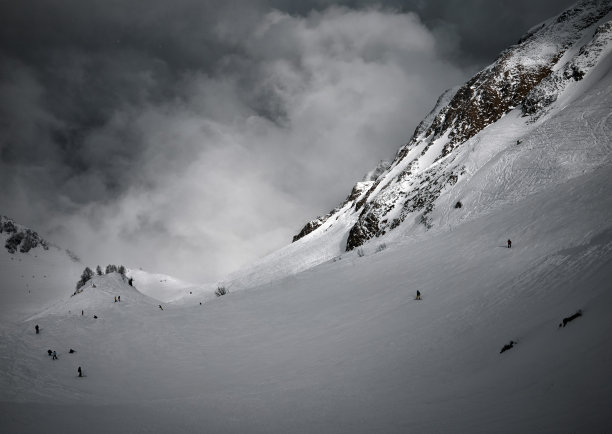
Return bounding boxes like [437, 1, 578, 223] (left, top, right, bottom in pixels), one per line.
[2, 11, 612, 434]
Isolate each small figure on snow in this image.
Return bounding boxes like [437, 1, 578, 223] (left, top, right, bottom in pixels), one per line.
[114, 296, 117, 303]
[159, 305, 163, 310]
[128, 277, 133, 287]
[118, 296, 120, 302]
[559, 310, 582, 328]
[500, 341, 516, 354]
[93, 315, 98, 319]
[47, 349, 52, 356]
[81, 310, 84, 316]
[415, 290, 422, 301]
[35, 324, 39, 334]
[69, 349, 76, 354]
[52, 351, 58, 360]
[507, 239, 512, 249]
[78, 366, 82, 377]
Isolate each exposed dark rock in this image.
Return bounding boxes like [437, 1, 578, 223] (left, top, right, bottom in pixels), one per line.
[2, 216, 50, 253]
[292, 218, 328, 243]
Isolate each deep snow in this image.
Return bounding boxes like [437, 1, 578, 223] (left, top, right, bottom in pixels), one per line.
[1, 161, 611, 433]
[1, 4, 612, 433]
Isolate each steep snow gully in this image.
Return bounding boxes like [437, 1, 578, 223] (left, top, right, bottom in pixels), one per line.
[1, 1, 612, 433]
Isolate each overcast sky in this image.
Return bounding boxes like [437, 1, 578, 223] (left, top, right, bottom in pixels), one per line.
[0, 0, 574, 282]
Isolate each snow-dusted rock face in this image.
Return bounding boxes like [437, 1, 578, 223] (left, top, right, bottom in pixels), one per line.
[293, 0, 612, 251]
[292, 179, 374, 242]
[1, 215, 50, 254]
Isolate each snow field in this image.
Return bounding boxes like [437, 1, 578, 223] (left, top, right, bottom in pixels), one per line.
[1, 161, 611, 433]
[1, 5, 612, 432]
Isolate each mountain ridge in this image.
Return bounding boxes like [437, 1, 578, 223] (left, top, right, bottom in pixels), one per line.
[292, 0, 612, 252]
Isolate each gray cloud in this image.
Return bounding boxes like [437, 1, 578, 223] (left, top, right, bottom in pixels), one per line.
[0, 0, 572, 281]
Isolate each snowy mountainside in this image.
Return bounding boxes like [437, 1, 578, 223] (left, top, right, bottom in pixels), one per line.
[223, 0, 612, 292]
[28, 272, 160, 320]
[126, 268, 207, 303]
[1, 159, 611, 433]
[0, 215, 82, 322]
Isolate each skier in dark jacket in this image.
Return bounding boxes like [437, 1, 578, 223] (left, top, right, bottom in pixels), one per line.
[35, 324, 39, 334]
[416, 290, 422, 300]
[78, 366, 82, 377]
[52, 351, 58, 360]
[507, 239, 512, 248]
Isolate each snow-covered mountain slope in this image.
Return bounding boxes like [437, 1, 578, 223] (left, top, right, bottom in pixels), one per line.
[0, 214, 208, 319]
[1, 2, 612, 433]
[0, 216, 82, 322]
[126, 268, 207, 303]
[224, 0, 612, 291]
[1, 160, 610, 433]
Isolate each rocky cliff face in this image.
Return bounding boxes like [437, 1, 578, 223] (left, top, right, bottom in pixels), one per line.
[293, 0, 612, 250]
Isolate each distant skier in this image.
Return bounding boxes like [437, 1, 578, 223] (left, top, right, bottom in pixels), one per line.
[500, 341, 516, 354]
[416, 290, 422, 300]
[128, 277, 133, 287]
[52, 351, 58, 360]
[507, 239, 512, 249]
[114, 296, 117, 303]
[159, 305, 163, 310]
[118, 296, 120, 302]
[69, 349, 76, 354]
[47, 349, 52, 356]
[94, 315, 98, 319]
[559, 310, 582, 327]
[81, 310, 84, 316]
[78, 366, 82, 377]
[35, 324, 39, 334]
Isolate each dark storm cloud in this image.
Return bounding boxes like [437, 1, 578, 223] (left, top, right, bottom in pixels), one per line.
[0, 0, 574, 281]
[268, 0, 576, 63]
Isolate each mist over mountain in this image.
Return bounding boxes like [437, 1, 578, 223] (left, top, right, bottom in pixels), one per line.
[1, 1, 611, 433]
[0, 0, 575, 283]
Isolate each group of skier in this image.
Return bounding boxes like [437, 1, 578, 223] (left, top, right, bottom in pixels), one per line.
[36, 323, 84, 377]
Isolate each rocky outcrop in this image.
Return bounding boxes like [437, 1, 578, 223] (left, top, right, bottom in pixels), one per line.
[1, 215, 50, 253]
[292, 181, 373, 242]
[524, 19, 612, 117]
[294, 0, 612, 251]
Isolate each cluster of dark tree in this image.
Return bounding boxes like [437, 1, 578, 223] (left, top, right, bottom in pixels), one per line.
[75, 264, 127, 290]
[215, 285, 228, 297]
